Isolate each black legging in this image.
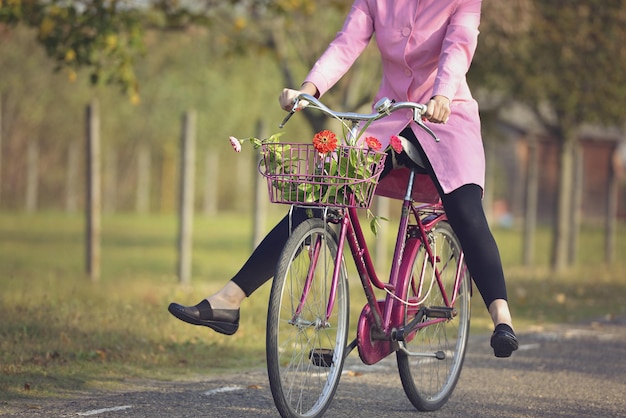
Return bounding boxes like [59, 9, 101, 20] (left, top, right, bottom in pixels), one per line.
[232, 127, 508, 309]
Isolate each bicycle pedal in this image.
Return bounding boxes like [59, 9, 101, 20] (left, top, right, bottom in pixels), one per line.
[309, 348, 334, 367]
[325, 208, 344, 224]
[425, 306, 456, 319]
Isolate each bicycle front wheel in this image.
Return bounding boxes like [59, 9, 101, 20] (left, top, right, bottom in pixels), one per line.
[397, 220, 471, 411]
[267, 218, 350, 418]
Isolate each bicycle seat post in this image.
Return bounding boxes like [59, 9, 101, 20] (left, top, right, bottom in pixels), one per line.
[404, 168, 417, 202]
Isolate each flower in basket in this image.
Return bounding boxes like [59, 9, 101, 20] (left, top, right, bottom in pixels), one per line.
[312, 130, 338, 153]
[307, 131, 387, 207]
[230, 130, 391, 206]
[229, 128, 404, 232]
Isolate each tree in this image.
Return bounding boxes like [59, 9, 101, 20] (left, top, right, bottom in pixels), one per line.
[1, 1, 380, 126]
[1, 0, 146, 101]
[472, 0, 626, 271]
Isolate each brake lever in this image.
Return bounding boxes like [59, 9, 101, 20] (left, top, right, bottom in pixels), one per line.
[279, 96, 306, 128]
[414, 109, 440, 142]
[279, 109, 296, 129]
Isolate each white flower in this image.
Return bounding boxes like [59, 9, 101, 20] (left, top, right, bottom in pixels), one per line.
[229, 136, 242, 153]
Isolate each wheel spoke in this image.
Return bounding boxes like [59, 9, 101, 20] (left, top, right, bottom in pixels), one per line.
[267, 219, 349, 418]
[397, 221, 471, 412]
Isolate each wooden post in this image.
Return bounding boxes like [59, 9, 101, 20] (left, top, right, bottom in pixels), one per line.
[568, 144, 583, 265]
[177, 110, 196, 285]
[66, 141, 79, 214]
[0, 96, 3, 207]
[237, 153, 250, 212]
[86, 99, 101, 282]
[523, 138, 539, 267]
[605, 146, 619, 264]
[25, 139, 39, 212]
[203, 151, 218, 216]
[252, 120, 267, 249]
[104, 147, 118, 214]
[135, 144, 151, 214]
[160, 143, 176, 213]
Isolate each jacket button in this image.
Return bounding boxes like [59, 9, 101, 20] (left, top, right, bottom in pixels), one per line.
[401, 27, 411, 36]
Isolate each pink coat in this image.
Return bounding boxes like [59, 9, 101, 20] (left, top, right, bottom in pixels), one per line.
[305, 0, 485, 197]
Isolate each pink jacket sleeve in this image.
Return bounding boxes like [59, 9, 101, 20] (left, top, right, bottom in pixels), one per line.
[432, 0, 481, 100]
[304, 0, 374, 97]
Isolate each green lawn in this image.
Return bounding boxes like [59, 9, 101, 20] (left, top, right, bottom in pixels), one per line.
[1, 210, 625, 400]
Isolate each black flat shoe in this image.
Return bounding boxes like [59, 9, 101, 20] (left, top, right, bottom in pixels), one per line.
[490, 324, 519, 358]
[168, 300, 239, 335]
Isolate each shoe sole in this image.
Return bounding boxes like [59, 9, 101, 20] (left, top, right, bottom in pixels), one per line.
[490, 331, 519, 358]
[168, 305, 239, 336]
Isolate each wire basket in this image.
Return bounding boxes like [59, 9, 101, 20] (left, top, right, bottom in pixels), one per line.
[259, 143, 387, 209]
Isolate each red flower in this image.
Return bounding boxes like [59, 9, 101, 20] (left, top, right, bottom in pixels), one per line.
[390, 135, 403, 153]
[312, 130, 338, 154]
[365, 136, 382, 151]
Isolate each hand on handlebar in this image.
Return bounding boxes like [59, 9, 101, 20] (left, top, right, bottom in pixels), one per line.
[278, 88, 310, 128]
[279, 88, 307, 112]
[424, 95, 451, 124]
[279, 81, 319, 112]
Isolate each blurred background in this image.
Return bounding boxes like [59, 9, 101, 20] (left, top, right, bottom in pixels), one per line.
[1, 1, 624, 270]
[0, 0, 625, 400]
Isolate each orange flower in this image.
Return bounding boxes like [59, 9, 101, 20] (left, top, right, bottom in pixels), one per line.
[312, 130, 338, 154]
[390, 135, 403, 153]
[365, 136, 382, 151]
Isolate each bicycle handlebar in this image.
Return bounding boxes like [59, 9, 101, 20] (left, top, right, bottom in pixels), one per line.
[279, 93, 440, 143]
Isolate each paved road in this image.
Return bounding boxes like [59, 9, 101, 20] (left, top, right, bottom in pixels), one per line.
[3, 316, 626, 417]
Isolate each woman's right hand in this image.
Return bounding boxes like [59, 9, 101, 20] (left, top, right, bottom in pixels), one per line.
[279, 88, 302, 112]
[279, 82, 319, 112]
[424, 95, 451, 124]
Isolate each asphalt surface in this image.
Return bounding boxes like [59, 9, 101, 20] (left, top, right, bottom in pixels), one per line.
[3, 316, 626, 417]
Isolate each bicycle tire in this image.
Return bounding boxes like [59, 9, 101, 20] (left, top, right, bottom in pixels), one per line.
[267, 218, 350, 418]
[396, 220, 471, 411]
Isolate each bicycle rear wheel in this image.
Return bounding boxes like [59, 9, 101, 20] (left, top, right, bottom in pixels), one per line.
[396, 220, 471, 411]
[267, 218, 350, 418]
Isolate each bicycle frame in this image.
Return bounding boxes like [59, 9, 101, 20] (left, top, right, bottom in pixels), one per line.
[293, 166, 468, 365]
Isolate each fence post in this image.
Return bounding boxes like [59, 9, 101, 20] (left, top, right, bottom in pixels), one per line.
[86, 99, 101, 282]
[66, 141, 79, 214]
[25, 139, 39, 212]
[203, 151, 218, 216]
[568, 144, 583, 264]
[136, 143, 151, 214]
[523, 138, 538, 267]
[177, 110, 196, 285]
[0, 96, 3, 207]
[605, 147, 619, 264]
[252, 120, 267, 249]
[104, 147, 118, 214]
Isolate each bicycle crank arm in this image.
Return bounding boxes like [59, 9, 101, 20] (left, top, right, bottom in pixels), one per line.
[345, 338, 358, 358]
[392, 308, 426, 342]
[393, 306, 456, 343]
[398, 341, 446, 360]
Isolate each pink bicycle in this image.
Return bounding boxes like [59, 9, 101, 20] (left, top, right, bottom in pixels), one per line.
[261, 94, 471, 417]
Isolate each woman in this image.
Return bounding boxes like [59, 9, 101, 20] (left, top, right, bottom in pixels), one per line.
[169, 0, 518, 358]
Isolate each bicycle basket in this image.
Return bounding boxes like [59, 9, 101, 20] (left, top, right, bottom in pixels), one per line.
[259, 143, 387, 209]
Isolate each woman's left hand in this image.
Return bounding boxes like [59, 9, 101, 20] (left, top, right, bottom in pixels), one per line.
[425, 95, 451, 124]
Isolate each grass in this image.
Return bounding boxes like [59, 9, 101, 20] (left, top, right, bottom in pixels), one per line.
[0, 210, 625, 402]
